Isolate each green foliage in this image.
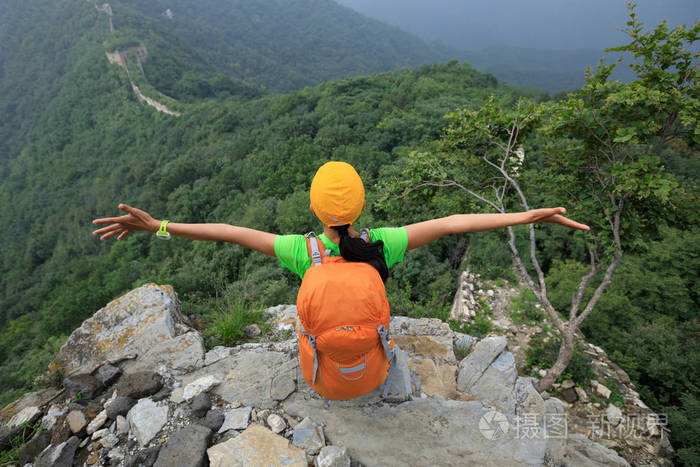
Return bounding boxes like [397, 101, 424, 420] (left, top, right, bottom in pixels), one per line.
[449, 314, 494, 338]
[668, 393, 700, 466]
[510, 288, 544, 325]
[202, 292, 266, 349]
[0, 423, 45, 466]
[525, 334, 595, 385]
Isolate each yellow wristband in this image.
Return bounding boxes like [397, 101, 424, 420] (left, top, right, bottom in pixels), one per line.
[156, 220, 171, 240]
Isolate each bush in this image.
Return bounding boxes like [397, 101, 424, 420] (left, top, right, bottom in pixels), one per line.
[525, 333, 594, 384]
[202, 296, 266, 349]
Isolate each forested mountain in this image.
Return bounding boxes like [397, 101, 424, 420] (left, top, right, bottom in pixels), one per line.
[0, 0, 697, 463]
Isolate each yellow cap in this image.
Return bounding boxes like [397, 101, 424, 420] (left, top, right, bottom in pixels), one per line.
[310, 162, 365, 226]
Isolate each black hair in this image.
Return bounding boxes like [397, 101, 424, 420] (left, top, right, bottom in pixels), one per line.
[331, 225, 389, 283]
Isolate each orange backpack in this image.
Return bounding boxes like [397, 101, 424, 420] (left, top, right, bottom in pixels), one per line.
[296, 230, 396, 400]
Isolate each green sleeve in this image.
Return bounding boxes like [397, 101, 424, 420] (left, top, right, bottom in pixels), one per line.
[370, 227, 408, 268]
[274, 234, 312, 278]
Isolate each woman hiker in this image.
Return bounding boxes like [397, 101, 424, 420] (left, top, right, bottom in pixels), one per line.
[92, 161, 589, 400]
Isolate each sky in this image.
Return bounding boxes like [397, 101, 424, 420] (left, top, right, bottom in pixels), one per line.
[334, 0, 698, 51]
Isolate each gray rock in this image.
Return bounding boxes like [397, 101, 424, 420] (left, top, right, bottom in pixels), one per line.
[561, 387, 578, 404]
[514, 377, 544, 417]
[267, 413, 286, 433]
[153, 424, 212, 467]
[115, 372, 163, 399]
[284, 397, 546, 465]
[453, 333, 474, 356]
[605, 404, 623, 427]
[183, 375, 221, 401]
[201, 409, 224, 432]
[40, 406, 66, 431]
[390, 316, 453, 336]
[456, 335, 507, 392]
[179, 348, 298, 409]
[559, 433, 630, 466]
[97, 364, 122, 386]
[464, 351, 517, 413]
[245, 324, 261, 338]
[127, 398, 169, 446]
[561, 379, 575, 389]
[105, 396, 136, 419]
[100, 433, 119, 449]
[116, 415, 129, 434]
[86, 409, 107, 435]
[126, 446, 161, 467]
[292, 417, 325, 455]
[203, 346, 232, 366]
[381, 347, 412, 402]
[0, 388, 59, 427]
[190, 393, 211, 418]
[34, 435, 79, 467]
[218, 406, 252, 433]
[50, 284, 204, 376]
[50, 415, 72, 444]
[4, 406, 42, 429]
[66, 410, 87, 433]
[18, 431, 50, 465]
[207, 424, 306, 467]
[315, 445, 351, 467]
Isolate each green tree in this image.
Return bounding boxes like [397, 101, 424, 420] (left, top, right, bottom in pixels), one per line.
[395, 5, 698, 392]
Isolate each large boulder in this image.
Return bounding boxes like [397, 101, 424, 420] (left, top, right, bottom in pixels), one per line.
[50, 284, 204, 376]
[153, 424, 212, 467]
[207, 424, 306, 467]
[175, 345, 298, 409]
[284, 396, 546, 465]
[1, 388, 58, 428]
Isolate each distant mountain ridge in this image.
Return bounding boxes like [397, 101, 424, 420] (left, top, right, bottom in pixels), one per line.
[115, 0, 453, 92]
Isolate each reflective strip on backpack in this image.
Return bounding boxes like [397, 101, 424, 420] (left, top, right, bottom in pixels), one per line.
[338, 355, 367, 381]
[360, 228, 370, 242]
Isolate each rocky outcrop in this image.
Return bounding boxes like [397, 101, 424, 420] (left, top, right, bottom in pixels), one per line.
[1, 284, 667, 466]
[50, 283, 204, 376]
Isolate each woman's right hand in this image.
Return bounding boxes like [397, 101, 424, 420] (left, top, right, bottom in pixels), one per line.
[92, 204, 160, 241]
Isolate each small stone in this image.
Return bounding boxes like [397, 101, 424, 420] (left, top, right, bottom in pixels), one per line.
[219, 406, 252, 433]
[153, 425, 212, 467]
[66, 410, 88, 433]
[292, 417, 325, 455]
[605, 404, 623, 427]
[245, 323, 262, 338]
[41, 406, 66, 431]
[115, 372, 163, 399]
[190, 393, 211, 418]
[204, 346, 232, 366]
[34, 436, 79, 467]
[96, 364, 122, 386]
[106, 396, 136, 419]
[575, 387, 589, 403]
[101, 433, 119, 449]
[108, 447, 125, 461]
[267, 414, 286, 433]
[125, 446, 161, 467]
[183, 375, 221, 401]
[63, 374, 104, 400]
[201, 409, 225, 432]
[91, 428, 109, 440]
[593, 381, 612, 399]
[50, 415, 73, 445]
[561, 379, 575, 389]
[127, 398, 169, 446]
[86, 450, 99, 465]
[116, 415, 129, 434]
[538, 369, 547, 378]
[561, 388, 578, 404]
[315, 445, 351, 467]
[86, 410, 108, 435]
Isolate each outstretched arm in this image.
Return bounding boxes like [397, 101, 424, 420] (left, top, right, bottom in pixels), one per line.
[405, 208, 589, 250]
[92, 204, 276, 256]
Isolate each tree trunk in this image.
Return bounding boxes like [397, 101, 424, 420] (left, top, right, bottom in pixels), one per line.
[535, 331, 574, 392]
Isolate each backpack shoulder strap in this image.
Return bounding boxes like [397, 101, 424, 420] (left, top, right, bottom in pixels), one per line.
[304, 232, 323, 266]
[360, 228, 370, 242]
